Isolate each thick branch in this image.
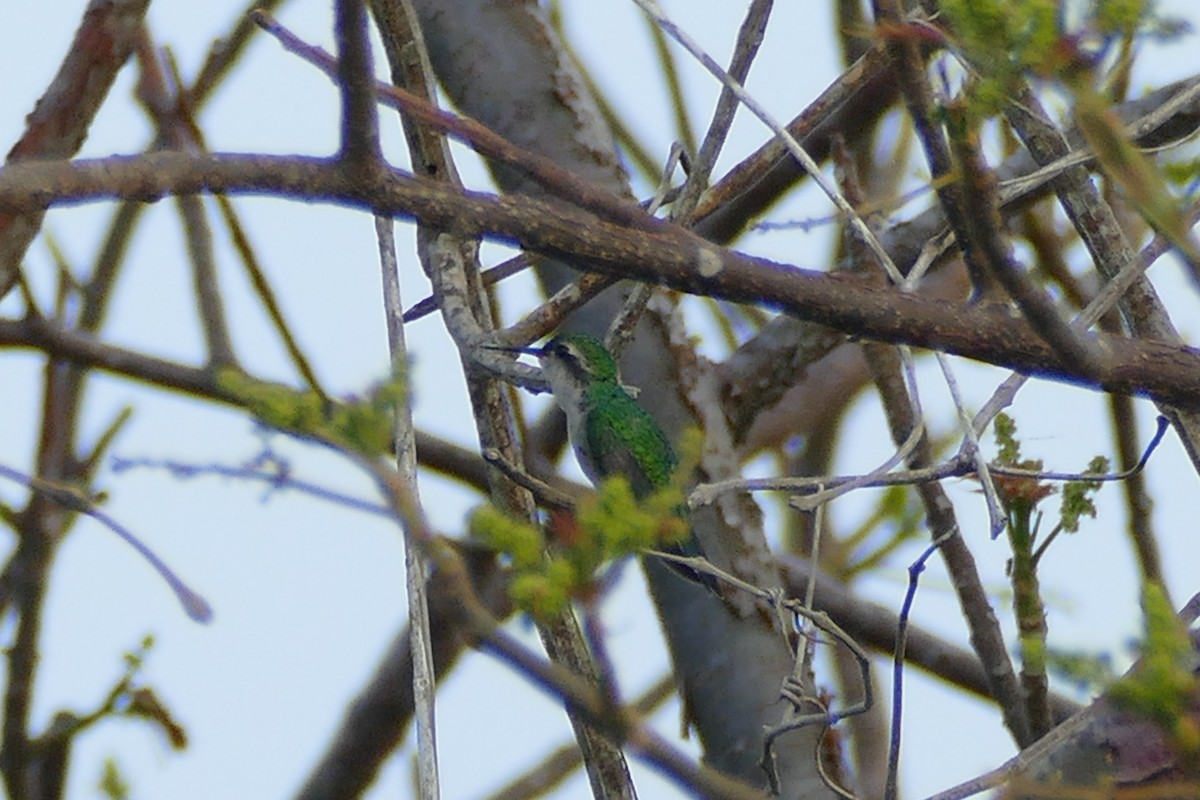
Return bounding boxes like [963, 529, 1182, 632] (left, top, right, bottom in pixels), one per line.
[1, 153, 1199, 409]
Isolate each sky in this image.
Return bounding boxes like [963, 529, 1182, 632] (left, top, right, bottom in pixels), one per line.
[1, 1, 1200, 798]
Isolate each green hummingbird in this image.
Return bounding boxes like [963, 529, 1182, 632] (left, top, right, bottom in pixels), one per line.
[506, 334, 717, 592]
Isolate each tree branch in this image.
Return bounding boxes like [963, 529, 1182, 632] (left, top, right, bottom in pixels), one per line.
[2, 152, 1200, 409]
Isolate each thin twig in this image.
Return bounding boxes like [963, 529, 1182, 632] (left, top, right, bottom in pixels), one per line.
[190, 0, 286, 106]
[11, 153, 1200, 411]
[969, 201, 1200, 438]
[632, 0, 903, 282]
[333, 0, 381, 168]
[110, 453, 394, 517]
[945, 103, 1101, 373]
[645, 550, 875, 776]
[696, 415, 1168, 506]
[360, 2, 444, 795]
[253, 10, 657, 233]
[936, 353, 1006, 537]
[884, 536, 948, 800]
[641, 9, 696, 158]
[140, 33, 331, 401]
[605, 143, 685, 359]
[671, 0, 773, 222]
[403, 251, 538, 323]
[178, 194, 238, 366]
[376, 210, 441, 800]
[0, 463, 212, 623]
[480, 448, 576, 511]
[0, 0, 151, 299]
[360, 1, 636, 794]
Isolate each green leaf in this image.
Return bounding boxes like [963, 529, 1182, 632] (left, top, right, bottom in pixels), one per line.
[1060, 456, 1108, 533]
[994, 413, 1021, 465]
[470, 506, 544, 569]
[218, 368, 404, 458]
[1108, 584, 1200, 754]
[99, 758, 130, 800]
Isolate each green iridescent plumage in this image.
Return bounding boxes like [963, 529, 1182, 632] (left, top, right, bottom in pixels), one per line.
[582, 380, 676, 497]
[533, 334, 715, 592]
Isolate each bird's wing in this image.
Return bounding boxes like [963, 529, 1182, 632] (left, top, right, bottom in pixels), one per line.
[584, 386, 676, 499]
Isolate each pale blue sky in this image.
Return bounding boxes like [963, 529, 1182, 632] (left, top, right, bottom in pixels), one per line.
[1, 2, 1199, 798]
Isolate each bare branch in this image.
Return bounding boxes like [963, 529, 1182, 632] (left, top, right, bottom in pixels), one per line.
[4, 153, 1200, 410]
[0, 0, 151, 298]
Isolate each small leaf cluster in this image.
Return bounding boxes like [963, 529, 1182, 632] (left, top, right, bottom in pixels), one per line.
[470, 429, 703, 621]
[1108, 584, 1200, 754]
[991, 412, 1107, 538]
[470, 476, 690, 621]
[941, 0, 1059, 113]
[1060, 455, 1107, 533]
[218, 368, 406, 457]
[940, 0, 1164, 116]
[470, 505, 544, 570]
[575, 475, 689, 567]
[1162, 156, 1200, 192]
[992, 412, 1054, 522]
[99, 758, 129, 800]
[58, 634, 190, 800]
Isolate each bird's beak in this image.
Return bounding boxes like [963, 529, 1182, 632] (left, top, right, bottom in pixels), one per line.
[479, 341, 546, 358]
[475, 341, 553, 394]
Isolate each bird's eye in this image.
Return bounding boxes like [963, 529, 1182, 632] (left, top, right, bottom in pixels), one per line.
[554, 342, 589, 374]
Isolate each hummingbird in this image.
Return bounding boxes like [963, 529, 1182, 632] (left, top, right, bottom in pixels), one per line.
[502, 334, 717, 593]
